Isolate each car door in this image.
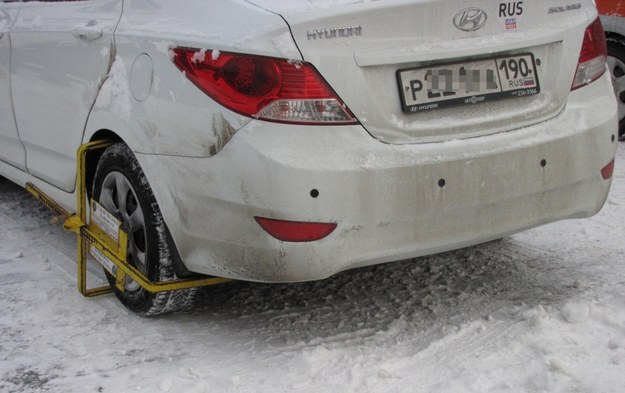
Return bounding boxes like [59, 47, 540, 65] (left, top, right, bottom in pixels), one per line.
[10, 0, 122, 192]
[0, 2, 25, 171]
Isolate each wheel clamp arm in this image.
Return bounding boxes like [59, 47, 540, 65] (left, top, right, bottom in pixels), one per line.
[27, 140, 230, 298]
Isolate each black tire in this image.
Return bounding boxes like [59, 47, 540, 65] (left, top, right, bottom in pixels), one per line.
[606, 36, 625, 140]
[93, 143, 196, 316]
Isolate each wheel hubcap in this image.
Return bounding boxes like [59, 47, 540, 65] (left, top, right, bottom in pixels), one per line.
[99, 171, 146, 292]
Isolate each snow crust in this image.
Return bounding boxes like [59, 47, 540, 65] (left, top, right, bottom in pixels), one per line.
[0, 144, 624, 392]
[94, 56, 132, 123]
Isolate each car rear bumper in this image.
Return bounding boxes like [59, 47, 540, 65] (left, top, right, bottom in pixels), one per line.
[137, 75, 618, 282]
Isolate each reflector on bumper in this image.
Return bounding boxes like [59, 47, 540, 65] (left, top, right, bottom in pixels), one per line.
[254, 217, 337, 242]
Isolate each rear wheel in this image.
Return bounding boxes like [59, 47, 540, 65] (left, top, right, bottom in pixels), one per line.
[606, 36, 625, 140]
[93, 143, 196, 316]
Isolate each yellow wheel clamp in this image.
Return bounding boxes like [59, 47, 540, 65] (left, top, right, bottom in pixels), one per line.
[26, 140, 230, 297]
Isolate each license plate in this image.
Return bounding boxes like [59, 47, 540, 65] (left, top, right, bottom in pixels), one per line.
[397, 54, 540, 113]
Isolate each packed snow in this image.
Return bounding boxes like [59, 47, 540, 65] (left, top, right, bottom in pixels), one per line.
[0, 144, 624, 393]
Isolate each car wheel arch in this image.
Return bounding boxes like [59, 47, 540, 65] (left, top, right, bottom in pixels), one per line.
[604, 33, 625, 139]
[84, 129, 124, 199]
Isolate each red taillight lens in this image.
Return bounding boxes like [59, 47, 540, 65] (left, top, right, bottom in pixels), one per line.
[222, 56, 279, 97]
[254, 217, 337, 242]
[172, 48, 357, 125]
[601, 159, 615, 180]
[572, 18, 608, 90]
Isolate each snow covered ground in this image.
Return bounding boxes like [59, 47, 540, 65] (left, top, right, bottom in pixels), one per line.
[0, 143, 624, 393]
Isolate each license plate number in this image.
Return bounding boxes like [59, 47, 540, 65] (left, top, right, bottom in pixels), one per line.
[397, 54, 540, 113]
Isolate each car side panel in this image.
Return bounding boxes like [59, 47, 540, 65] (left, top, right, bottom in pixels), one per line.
[0, 3, 25, 170]
[84, 0, 298, 157]
[10, 0, 122, 192]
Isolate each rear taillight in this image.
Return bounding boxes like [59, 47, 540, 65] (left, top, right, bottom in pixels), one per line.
[172, 48, 357, 125]
[572, 18, 608, 91]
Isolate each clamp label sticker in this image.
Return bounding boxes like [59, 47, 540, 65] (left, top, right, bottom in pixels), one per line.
[91, 200, 120, 243]
[89, 244, 117, 276]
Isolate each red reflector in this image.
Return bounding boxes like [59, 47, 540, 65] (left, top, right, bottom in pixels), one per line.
[254, 217, 337, 242]
[601, 159, 615, 180]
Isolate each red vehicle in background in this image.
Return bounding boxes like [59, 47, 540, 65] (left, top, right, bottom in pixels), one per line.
[598, 0, 625, 139]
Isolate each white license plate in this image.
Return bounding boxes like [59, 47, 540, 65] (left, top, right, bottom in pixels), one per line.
[397, 54, 540, 113]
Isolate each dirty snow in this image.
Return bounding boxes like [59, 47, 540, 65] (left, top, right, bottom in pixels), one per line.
[191, 49, 208, 64]
[0, 144, 624, 393]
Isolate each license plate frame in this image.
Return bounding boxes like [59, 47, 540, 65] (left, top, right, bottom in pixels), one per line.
[397, 53, 540, 114]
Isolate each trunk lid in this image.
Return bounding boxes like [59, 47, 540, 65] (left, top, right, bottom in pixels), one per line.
[247, 0, 598, 143]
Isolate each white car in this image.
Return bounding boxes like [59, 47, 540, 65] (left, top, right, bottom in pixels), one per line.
[0, 0, 618, 315]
